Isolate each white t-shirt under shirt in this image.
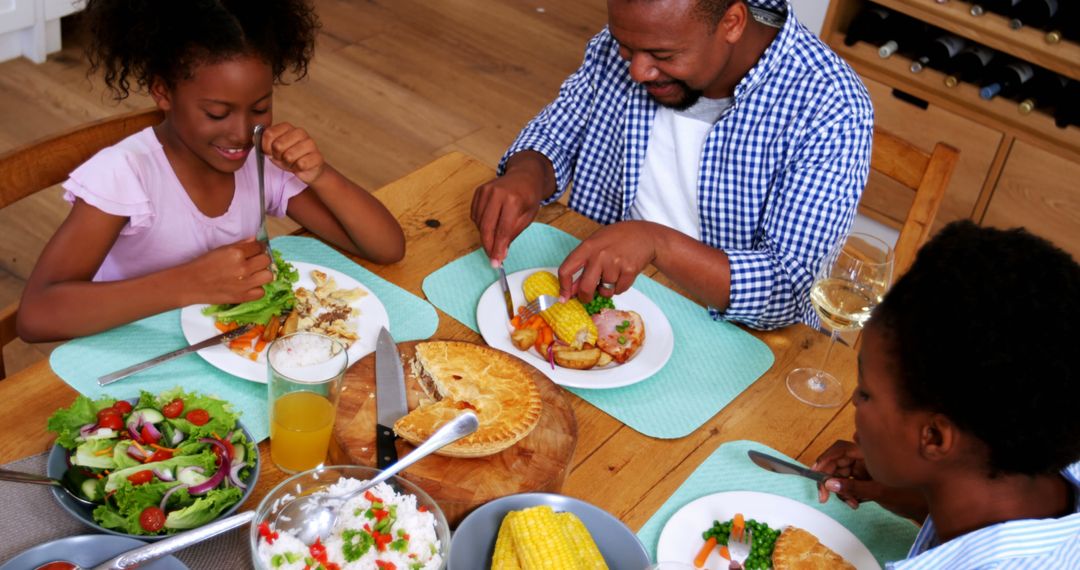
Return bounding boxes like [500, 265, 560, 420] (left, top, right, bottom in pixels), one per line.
[629, 96, 733, 240]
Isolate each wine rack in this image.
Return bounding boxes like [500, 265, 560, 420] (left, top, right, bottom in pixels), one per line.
[822, 0, 1080, 259]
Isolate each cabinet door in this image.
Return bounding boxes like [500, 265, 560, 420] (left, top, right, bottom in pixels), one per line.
[983, 140, 1080, 259]
[860, 76, 1001, 232]
[0, 0, 34, 35]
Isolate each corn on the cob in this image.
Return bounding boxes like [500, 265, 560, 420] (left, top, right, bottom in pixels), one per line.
[492, 511, 522, 570]
[522, 271, 597, 349]
[556, 512, 608, 570]
[498, 505, 609, 570]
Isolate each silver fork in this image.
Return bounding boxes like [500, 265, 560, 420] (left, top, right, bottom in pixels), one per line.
[518, 294, 557, 322]
[727, 528, 753, 570]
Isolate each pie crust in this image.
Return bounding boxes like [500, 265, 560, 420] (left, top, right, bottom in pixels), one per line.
[772, 526, 855, 570]
[393, 341, 543, 458]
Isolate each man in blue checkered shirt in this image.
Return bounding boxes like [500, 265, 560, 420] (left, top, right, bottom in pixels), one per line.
[471, 0, 873, 330]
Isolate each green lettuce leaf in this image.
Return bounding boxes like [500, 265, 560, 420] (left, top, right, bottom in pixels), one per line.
[164, 486, 243, 530]
[201, 250, 298, 325]
[47, 395, 121, 449]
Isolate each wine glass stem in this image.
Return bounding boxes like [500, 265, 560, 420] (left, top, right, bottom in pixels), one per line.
[818, 328, 840, 373]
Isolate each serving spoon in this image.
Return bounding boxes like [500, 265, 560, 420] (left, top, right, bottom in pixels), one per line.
[273, 410, 480, 545]
[32, 510, 254, 570]
[0, 467, 96, 507]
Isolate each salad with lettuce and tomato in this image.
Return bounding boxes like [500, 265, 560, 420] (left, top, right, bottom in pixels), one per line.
[47, 388, 257, 536]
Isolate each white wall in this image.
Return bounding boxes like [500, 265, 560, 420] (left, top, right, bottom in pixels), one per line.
[790, 0, 831, 35]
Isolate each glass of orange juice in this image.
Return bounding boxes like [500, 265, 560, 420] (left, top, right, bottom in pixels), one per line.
[267, 332, 348, 474]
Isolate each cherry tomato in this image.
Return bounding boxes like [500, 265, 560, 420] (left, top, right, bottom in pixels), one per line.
[149, 449, 173, 462]
[212, 439, 235, 465]
[161, 398, 184, 419]
[112, 400, 133, 414]
[97, 413, 123, 431]
[185, 409, 210, 426]
[127, 470, 153, 486]
[139, 506, 166, 533]
[97, 408, 120, 422]
[140, 425, 159, 445]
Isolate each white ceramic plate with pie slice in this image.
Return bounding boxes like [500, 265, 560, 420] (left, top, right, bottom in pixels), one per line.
[656, 491, 880, 570]
[476, 267, 674, 389]
[180, 261, 389, 383]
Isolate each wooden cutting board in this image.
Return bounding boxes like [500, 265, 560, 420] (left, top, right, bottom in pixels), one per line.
[331, 340, 577, 527]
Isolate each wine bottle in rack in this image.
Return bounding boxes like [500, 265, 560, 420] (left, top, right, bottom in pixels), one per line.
[1009, 0, 1059, 30]
[910, 33, 966, 73]
[979, 60, 1036, 100]
[1016, 72, 1067, 114]
[1053, 80, 1078, 128]
[844, 6, 893, 47]
[970, 0, 1020, 17]
[1044, 2, 1077, 43]
[943, 45, 996, 87]
[877, 16, 928, 59]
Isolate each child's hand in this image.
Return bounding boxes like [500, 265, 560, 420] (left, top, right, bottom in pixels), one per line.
[186, 239, 274, 305]
[812, 440, 877, 509]
[260, 122, 325, 185]
[812, 440, 928, 520]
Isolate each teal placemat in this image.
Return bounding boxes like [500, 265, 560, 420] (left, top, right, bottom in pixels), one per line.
[49, 236, 438, 442]
[421, 223, 774, 439]
[637, 440, 919, 567]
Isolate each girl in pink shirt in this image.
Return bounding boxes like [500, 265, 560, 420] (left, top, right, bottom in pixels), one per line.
[18, 0, 404, 342]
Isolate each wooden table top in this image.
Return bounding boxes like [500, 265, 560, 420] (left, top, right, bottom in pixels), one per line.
[0, 151, 857, 533]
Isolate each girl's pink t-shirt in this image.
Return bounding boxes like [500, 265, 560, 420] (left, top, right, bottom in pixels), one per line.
[62, 127, 307, 282]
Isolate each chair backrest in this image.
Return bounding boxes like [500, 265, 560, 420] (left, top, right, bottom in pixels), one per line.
[870, 128, 960, 280]
[0, 108, 164, 378]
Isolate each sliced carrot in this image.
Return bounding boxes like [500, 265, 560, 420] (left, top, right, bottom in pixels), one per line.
[93, 447, 114, 456]
[253, 337, 268, 353]
[732, 512, 745, 542]
[510, 315, 522, 330]
[694, 536, 717, 567]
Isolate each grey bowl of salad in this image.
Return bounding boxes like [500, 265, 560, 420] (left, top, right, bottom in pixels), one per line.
[46, 387, 259, 540]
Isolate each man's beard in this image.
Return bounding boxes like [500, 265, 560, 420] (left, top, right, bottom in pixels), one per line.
[644, 79, 703, 110]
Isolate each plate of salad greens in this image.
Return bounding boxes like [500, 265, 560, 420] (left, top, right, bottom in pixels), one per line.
[45, 388, 259, 540]
[180, 256, 388, 383]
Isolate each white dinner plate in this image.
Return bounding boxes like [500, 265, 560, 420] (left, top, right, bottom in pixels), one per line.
[180, 261, 389, 383]
[476, 267, 674, 389]
[656, 491, 880, 570]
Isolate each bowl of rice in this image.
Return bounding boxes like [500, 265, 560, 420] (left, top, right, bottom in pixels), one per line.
[251, 465, 449, 570]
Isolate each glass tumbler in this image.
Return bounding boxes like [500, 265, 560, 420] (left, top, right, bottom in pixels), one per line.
[267, 332, 348, 473]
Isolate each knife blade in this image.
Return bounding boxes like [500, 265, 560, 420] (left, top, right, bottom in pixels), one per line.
[375, 327, 408, 468]
[252, 124, 269, 246]
[97, 324, 254, 386]
[497, 265, 514, 320]
[747, 449, 829, 483]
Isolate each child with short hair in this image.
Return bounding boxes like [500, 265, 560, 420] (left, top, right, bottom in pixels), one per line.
[813, 220, 1080, 568]
[18, 0, 404, 342]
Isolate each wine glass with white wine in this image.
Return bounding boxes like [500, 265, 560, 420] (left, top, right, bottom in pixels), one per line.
[787, 232, 893, 407]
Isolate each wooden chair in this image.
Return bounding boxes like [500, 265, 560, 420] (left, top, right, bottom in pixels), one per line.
[869, 127, 960, 281]
[0, 108, 164, 378]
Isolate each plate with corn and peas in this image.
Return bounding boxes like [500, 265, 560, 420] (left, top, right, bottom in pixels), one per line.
[476, 267, 673, 389]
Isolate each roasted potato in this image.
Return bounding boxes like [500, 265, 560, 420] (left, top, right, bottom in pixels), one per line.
[281, 310, 300, 336]
[553, 345, 602, 370]
[511, 327, 539, 351]
[595, 351, 613, 368]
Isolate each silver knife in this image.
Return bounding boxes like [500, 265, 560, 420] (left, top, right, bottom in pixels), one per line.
[97, 324, 254, 386]
[375, 327, 408, 468]
[747, 449, 829, 483]
[497, 265, 514, 320]
[252, 124, 269, 246]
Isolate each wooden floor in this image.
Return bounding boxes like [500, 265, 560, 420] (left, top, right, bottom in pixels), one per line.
[0, 0, 607, 375]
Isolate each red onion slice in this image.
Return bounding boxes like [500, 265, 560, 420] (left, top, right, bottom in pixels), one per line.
[159, 483, 188, 511]
[141, 421, 162, 443]
[227, 463, 247, 490]
[127, 444, 149, 461]
[170, 428, 185, 446]
[188, 456, 228, 496]
[153, 468, 174, 482]
[79, 423, 98, 439]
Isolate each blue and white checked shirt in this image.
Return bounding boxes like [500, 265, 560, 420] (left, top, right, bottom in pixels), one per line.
[887, 462, 1080, 569]
[500, 4, 873, 330]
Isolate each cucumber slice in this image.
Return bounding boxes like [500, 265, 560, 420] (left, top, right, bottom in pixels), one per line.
[133, 408, 165, 424]
[177, 468, 209, 487]
[80, 479, 100, 501]
[232, 443, 245, 464]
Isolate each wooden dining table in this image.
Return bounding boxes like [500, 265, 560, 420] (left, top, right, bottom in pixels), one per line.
[0, 151, 860, 539]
